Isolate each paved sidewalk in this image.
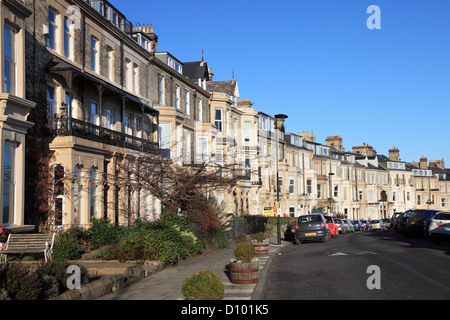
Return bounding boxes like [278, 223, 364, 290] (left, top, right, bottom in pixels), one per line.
[97, 236, 291, 300]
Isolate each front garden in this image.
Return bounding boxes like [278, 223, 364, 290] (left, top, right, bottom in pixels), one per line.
[0, 206, 232, 300]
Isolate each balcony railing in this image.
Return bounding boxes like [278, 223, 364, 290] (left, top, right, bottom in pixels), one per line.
[48, 116, 158, 153]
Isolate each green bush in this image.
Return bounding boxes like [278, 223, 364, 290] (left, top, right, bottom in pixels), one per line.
[209, 226, 229, 249]
[51, 227, 85, 261]
[233, 243, 256, 263]
[89, 218, 128, 249]
[159, 207, 191, 232]
[103, 223, 204, 265]
[181, 269, 224, 300]
[253, 232, 266, 242]
[0, 263, 42, 300]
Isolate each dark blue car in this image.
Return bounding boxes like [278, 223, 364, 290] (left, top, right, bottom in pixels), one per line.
[351, 220, 362, 231]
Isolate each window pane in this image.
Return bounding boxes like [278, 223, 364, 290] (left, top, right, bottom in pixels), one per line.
[4, 25, 15, 94]
[4, 25, 12, 60]
[3, 143, 15, 225]
[49, 9, 58, 51]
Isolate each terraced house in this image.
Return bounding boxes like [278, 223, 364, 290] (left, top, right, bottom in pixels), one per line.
[0, 0, 35, 232]
[23, 0, 161, 230]
[1, 0, 450, 234]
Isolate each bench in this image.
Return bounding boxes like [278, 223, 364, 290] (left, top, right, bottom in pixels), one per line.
[1, 233, 55, 263]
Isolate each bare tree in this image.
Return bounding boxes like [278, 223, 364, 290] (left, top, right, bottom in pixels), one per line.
[116, 152, 243, 215]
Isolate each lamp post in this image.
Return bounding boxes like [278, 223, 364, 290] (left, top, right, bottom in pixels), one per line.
[274, 114, 287, 245]
[275, 127, 281, 245]
[328, 172, 335, 216]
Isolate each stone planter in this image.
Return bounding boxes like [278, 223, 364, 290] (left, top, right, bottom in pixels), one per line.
[229, 261, 259, 284]
[252, 241, 269, 256]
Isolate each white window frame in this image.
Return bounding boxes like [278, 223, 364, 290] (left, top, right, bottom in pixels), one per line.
[158, 76, 165, 105]
[63, 17, 73, 60]
[91, 36, 99, 73]
[90, 102, 99, 125]
[2, 142, 17, 226]
[106, 46, 114, 81]
[48, 8, 59, 52]
[106, 107, 113, 130]
[289, 176, 295, 194]
[215, 109, 222, 132]
[3, 24, 17, 95]
[175, 85, 180, 109]
[198, 99, 203, 122]
[185, 90, 190, 116]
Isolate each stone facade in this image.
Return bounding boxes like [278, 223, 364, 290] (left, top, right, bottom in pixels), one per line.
[1, 0, 449, 233]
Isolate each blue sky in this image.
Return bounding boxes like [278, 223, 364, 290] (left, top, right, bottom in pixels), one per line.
[114, 0, 450, 164]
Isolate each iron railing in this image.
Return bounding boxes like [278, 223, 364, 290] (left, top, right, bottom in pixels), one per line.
[48, 116, 158, 153]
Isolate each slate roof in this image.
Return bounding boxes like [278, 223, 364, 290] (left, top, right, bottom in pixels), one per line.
[183, 61, 210, 81]
[206, 80, 239, 97]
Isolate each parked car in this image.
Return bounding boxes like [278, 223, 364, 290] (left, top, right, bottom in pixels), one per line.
[424, 211, 440, 238]
[295, 214, 331, 244]
[333, 218, 345, 234]
[351, 220, 362, 231]
[397, 210, 412, 233]
[382, 218, 391, 229]
[360, 220, 371, 231]
[391, 212, 403, 231]
[324, 216, 339, 238]
[343, 219, 355, 233]
[428, 211, 450, 245]
[406, 209, 440, 237]
[369, 219, 385, 231]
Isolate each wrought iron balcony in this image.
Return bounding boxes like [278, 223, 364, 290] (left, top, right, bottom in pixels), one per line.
[48, 116, 158, 153]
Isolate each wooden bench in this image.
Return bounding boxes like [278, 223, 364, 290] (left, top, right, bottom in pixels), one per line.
[1, 233, 55, 263]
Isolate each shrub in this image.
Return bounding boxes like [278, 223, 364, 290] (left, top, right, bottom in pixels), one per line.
[233, 243, 256, 263]
[181, 270, 224, 300]
[159, 207, 191, 232]
[103, 224, 204, 265]
[0, 263, 42, 300]
[253, 232, 266, 242]
[209, 226, 229, 249]
[52, 227, 85, 261]
[89, 218, 128, 249]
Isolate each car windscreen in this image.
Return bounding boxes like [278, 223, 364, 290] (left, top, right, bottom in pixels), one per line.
[433, 213, 450, 221]
[370, 220, 379, 223]
[298, 215, 322, 223]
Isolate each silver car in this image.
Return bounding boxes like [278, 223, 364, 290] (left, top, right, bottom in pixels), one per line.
[343, 219, 355, 233]
[428, 211, 450, 245]
[369, 219, 385, 231]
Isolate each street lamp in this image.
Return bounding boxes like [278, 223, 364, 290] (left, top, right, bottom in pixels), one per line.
[328, 172, 334, 216]
[274, 114, 287, 245]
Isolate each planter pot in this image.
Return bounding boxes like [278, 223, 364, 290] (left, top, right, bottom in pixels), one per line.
[252, 241, 269, 256]
[229, 261, 259, 284]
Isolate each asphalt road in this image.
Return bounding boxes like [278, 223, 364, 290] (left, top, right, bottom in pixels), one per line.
[260, 229, 450, 300]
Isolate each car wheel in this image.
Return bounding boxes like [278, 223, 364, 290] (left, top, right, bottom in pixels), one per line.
[295, 239, 301, 245]
[323, 233, 330, 243]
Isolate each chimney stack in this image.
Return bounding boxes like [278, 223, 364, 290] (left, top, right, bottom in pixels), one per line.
[419, 155, 428, 169]
[274, 114, 288, 133]
[326, 135, 343, 152]
[389, 146, 400, 161]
